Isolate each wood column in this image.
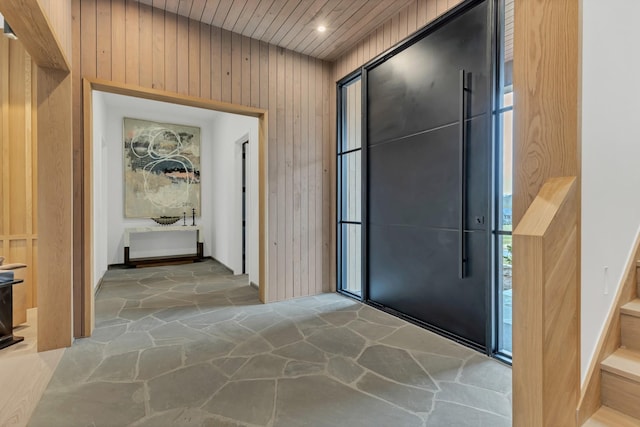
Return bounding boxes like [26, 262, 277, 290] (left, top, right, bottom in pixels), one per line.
[36, 68, 73, 351]
[512, 0, 581, 426]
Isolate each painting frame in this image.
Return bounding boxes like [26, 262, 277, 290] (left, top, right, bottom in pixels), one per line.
[123, 117, 201, 218]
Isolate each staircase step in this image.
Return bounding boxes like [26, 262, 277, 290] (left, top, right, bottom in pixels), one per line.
[602, 349, 640, 382]
[602, 349, 640, 419]
[583, 406, 640, 427]
[622, 300, 640, 318]
[622, 306, 640, 351]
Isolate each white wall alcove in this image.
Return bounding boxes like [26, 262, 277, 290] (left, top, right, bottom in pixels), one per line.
[92, 91, 259, 288]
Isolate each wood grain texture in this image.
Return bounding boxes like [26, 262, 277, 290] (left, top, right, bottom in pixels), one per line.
[513, 0, 579, 226]
[513, 176, 579, 427]
[134, 0, 415, 60]
[602, 372, 640, 420]
[0, 38, 39, 326]
[36, 67, 73, 352]
[584, 406, 640, 427]
[0, 0, 70, 71]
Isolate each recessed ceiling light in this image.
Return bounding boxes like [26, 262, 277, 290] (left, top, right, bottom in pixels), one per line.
[317, 25, 326, 33]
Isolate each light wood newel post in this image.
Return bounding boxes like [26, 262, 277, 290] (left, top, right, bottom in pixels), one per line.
[513, 176, 579, 427]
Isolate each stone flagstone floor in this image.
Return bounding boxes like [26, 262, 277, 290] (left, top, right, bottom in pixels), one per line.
[29, 260, 512, 427]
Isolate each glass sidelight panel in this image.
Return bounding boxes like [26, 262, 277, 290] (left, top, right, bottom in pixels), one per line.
[340, 224, 362, 296]
[337, 75, 363, 297]
[495, 0, 514, 358]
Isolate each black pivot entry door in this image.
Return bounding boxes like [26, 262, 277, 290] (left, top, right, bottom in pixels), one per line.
[366, 0, 492, 349]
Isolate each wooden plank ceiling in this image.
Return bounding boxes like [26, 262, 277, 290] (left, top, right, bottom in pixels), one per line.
[135, 0, 415, 60]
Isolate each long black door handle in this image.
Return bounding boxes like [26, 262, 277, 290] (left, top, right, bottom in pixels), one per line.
[459, 69, 468, 279]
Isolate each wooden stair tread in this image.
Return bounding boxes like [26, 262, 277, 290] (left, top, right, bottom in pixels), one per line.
[621, 300, 640, 318]
[602, 349, 640, 382]
[584, 406, 640, 426]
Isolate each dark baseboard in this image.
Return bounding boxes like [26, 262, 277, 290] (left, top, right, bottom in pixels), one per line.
[250, 282, 258, 290]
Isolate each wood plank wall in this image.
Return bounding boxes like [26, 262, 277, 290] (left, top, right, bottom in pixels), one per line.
[72, 0, 333, 303]
[333, 0, 461, 82]
[0, 37, 38, 325]
[37, 0, 73, 62]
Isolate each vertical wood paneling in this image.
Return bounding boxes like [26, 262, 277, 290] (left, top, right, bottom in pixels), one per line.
[164, 11, 177, 92]
[0, 39, 38, 324]
[188, 20, 200, 97]
[276, 47, 286, 301]
[267, 43, 278, 303]
[125, 0, 139, 85]
[96, 0, 112, 80]
[292, 52, 301, 298]
[111, 0, 126, 82]
[152, 6, 165, 90]
[74, 2, 332, 303]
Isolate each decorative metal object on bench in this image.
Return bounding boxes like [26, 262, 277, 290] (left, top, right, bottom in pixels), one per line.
[151, 216, 181, 225]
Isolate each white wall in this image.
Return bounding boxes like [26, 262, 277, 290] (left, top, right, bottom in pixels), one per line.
[92, 91, 108, 288]
[91, 91, 259, 287]
[210, 114, 259, 285]
[581, 0, 640, 382]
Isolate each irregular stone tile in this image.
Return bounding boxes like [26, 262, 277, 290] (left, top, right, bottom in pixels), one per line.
[119, 307, 161, 321]
[381, 325, 475, 359]
[180, 308, 239, 329]
[413, 353, 464, 382]
[124, 299, 141, 308]
[204, 380, 275, 426]
[313, 299, 362, 314]
[346, 319, 399, 341]
[137, 345, 183, 380]
[460, 354, 512, 393]
[268, 303, 314, 318]
[104, 332, 154, 357]
[357, 373, 434, 412]
[289, 296, 323, 307]
[148, 363, 227, 412]
[140, 295, 191, 309]
[90, 324, 128, 343]
[260, 320, 304, 348]
[99, 284, 151, 300]
[95, 317, 131, 329]
[153, 305, 201, 322]
[358, 306, 406, 327]
[130, 408, 238, 427]
[211, 357, 249, 377]
[95, 297, 126, 321]
[184, 338, 236, 365]
[204, 320, 256, 343]
[327, 356, 364, 384]
[274, 376, 422, 427]
[230, 335, 273, 356]
[426, 401, 511, 427]
[46, 340, 105, 390]
[232, 354, 287, 380]
[238, 311, 285, 332]
[319, 311, 358, 326]
[29, 382, 145, 427]
[127, 315, 165, 333]
[149, 321, 210, 344]
[284, 361, 325, 377]
[358, 345, 437, 390]
[89, 351, 138, 382]
[273, 341, 327, 363]
[437, 382, 511, 418]
[307, 327, 366, 358]
[295, 316, 331, 336]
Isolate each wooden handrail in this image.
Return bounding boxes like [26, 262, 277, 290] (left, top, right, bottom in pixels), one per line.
[512, 176, 580, 427]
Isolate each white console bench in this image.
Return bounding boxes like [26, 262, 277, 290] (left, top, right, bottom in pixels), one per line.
[123, 225, 204, 267]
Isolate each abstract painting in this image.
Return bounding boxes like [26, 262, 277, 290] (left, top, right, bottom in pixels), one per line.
[123, 118, 201, 218]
